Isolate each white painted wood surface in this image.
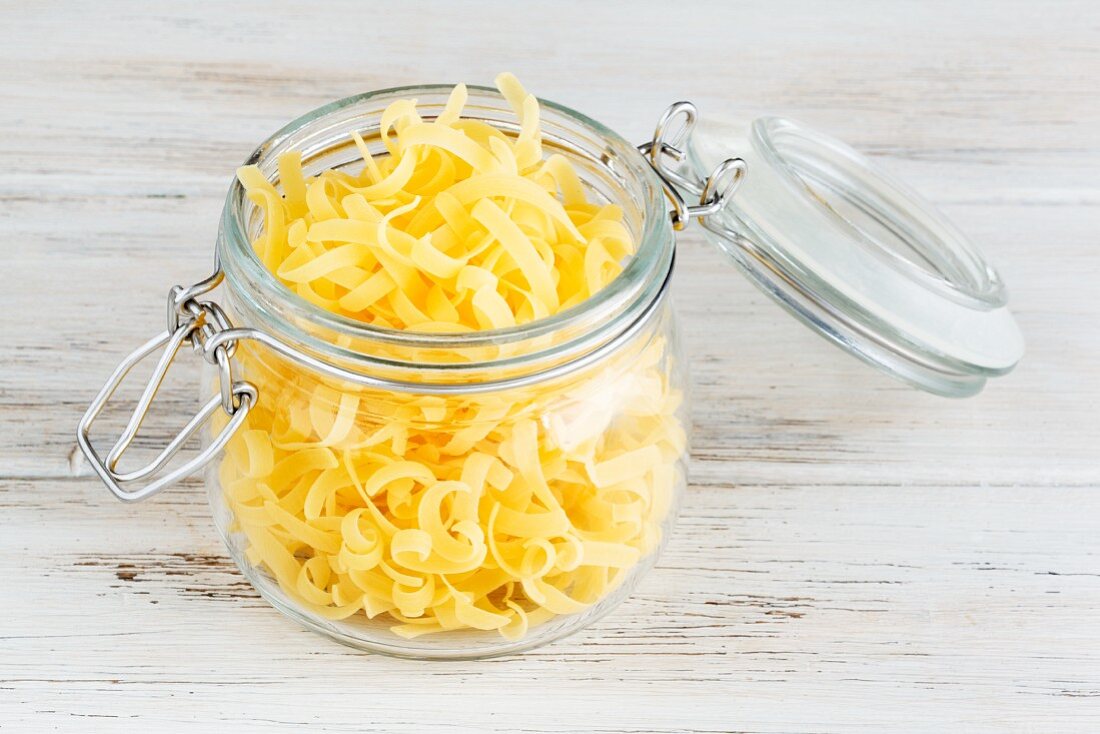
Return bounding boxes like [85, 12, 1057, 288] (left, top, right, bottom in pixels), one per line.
[2, 2, 1098, 731]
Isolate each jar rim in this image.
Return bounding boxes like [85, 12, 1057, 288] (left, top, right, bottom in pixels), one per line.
[218, 84, 673, 377]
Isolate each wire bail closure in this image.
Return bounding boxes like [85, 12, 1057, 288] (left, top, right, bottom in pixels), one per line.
[77, 265, 257, 502]
[78, 101, 743, 502]
[638, 101, 746, 231]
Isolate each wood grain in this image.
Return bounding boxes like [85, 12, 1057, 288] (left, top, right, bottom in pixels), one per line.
[1, 1, 1097, 731]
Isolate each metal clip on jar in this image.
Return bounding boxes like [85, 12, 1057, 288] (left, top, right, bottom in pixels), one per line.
[78, 86, 1023, 659]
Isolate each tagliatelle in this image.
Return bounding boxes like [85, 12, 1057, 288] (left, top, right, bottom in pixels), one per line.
[221, 74, 686, 641]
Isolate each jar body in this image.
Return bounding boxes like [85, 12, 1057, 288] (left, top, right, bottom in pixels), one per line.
[194, 85, 685, 658]
[203, 294, 688, 658]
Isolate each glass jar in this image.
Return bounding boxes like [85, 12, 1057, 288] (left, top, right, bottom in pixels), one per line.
[79, 83, 1024, 660]
[206, 87, 686, 658]
[92, 86, 689, 658]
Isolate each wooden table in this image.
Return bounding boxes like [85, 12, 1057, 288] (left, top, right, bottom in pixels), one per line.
[3, 2, 1097, 731]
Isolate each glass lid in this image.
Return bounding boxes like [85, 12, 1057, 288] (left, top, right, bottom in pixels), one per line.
[679, 113, 1024, 397]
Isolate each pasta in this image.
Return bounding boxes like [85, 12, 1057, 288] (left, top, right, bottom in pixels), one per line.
[221, 74, 685, 641]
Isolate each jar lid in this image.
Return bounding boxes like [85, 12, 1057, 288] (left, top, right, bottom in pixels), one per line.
[675, 112, 1024, 397]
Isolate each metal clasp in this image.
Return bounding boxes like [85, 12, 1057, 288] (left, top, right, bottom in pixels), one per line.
[77, 269, 257, 502]
[639, 101, 746, 231]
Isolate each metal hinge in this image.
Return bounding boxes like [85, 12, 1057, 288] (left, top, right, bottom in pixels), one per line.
[638, 101, 746, 231]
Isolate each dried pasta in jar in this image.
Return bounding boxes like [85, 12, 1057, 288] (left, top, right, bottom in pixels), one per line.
[216, 74, 687, 643]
